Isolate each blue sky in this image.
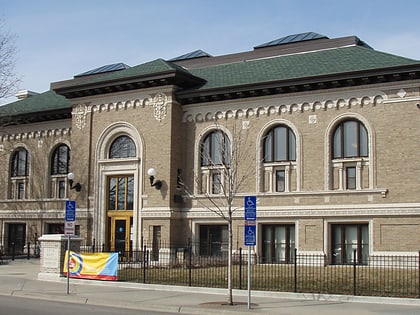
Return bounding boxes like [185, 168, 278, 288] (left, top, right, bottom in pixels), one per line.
[1, 0, 420, 104]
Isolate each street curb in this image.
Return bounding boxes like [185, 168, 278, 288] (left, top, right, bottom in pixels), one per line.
[49, 275, 420, 307]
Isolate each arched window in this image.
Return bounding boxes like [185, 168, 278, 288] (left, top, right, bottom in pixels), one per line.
[10, 148, 29, 199]
[262, 125, 297, 193]
[330, 119, 370, 190]
[199, 130, 231, 194]
[332, 120, 368, 159]
[109, 135, 136, 158]
[11, 148, 29, 177]
[263, 125, 296, 162]
[201, 130, 231, 166]
[51, 144, 70, 175]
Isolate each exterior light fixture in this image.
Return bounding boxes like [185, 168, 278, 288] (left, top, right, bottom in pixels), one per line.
[67, 172, 81, 192]
[147, 168, 162, 190]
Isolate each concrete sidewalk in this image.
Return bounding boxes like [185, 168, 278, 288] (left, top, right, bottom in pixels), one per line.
[1, 259, 420, 314]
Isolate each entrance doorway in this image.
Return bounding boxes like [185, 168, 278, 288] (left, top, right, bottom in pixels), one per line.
[107, 216, 133, 254]
[105, 174, 134, 254]
[7, 223, 26, 255]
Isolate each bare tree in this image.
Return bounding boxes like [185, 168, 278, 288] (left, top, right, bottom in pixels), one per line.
[180, 120, 256, 305]
[0, 18, 19, 99]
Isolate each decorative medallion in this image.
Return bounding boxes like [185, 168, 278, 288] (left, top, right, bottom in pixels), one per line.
[74, 104, 88, 130]
[397, 89, 406, 98]
[152, 93, 168, 122]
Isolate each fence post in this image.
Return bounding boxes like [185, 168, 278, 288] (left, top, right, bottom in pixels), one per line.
[353, 249, 357, 296]
[188, 244, 192, 287]
[11, 242, 15, 261]
[143, 245, 147, 283]
[294, 248, 297, 292]
[418, 251, 420, 299]
[239, 248, 242, 290]
[27, 242, 30, 260]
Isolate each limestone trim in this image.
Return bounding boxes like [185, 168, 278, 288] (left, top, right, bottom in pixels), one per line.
[193, 125, 233, 195]
[94, 121, 144, 250]
[76, 92, 171, 122]
[256, 119, 302, 193]
[183, 204, 420, 219]
[0, 128, 71, 142]
[324, 112, 376, 191]
[182, 93, 386, 123]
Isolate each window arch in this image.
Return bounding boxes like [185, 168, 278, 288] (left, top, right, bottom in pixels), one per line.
[109, 135, 136, 158]
[11, 148, 29, 177]
[263, 125, 296, 162]
[261, 124, 297, 193]
[49, 144, 70, 199]
[201, 130, 231, 166]
[328, 117, 371, 191]
[199, 129, 231, 195]
[332, 120, 368, 159]
[51, 144, 70, 175]
[10, 148, 30, 199]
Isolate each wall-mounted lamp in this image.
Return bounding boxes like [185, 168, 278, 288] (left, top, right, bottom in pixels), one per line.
[67, 172, 81, 192]
[147, 168, 162, 190]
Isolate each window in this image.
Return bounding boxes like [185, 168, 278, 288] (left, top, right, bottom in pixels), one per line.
[262, 224, 295, 263]
[346, 167, 356, 190]
[10, 148, 29, 199]
[212, 172, 222, 194]
[264, 125, 296, 162]
[11, 148, 29, 177]
[107, 175, 134, 211]
[17, 182, 25, 199]
[50, 144, 70, 198]
[262, 125, 297, 193]
[199, 225, 228, 256]
[333, 120, 368, 159]
[276, 170, 285, 192]
[51, 145, 70, 175]
[201, 130, 231, 166]
[331, 224, 368, 265]
[152, 226, 161, 261]
[58, 180, 66, 198]
[109, 136, 136, 158]
[331, 119, 370, 190]
[200, 130, 231, 194]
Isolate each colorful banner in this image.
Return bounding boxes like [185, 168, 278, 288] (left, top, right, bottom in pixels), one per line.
[63, 251, 118, 281]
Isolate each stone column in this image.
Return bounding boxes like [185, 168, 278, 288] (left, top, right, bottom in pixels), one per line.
[37, 234, 82, 281]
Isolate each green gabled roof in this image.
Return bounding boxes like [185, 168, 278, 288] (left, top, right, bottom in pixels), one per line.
[187, 46, 420, 91]
[0, 90, 71, 116]
[60, 58, 194, 88]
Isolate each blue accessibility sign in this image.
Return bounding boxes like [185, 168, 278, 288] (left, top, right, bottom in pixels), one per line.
[65, 200, 76, 221]
[244, 196, 256, 220]
[244, 223, 256, 246]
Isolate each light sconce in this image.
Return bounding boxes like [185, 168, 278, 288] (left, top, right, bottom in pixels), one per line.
[147, 168, 162, 190]
[67, 172, 82, 192]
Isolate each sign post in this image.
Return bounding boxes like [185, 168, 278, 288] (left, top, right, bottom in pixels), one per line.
[244, 196, 256, 309]
[65, 200, 76, 294]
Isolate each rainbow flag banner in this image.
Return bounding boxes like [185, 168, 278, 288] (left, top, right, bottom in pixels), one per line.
[63, 251, 118, 281]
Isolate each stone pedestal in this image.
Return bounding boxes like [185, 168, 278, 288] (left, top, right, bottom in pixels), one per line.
[37, 234, 82, 281]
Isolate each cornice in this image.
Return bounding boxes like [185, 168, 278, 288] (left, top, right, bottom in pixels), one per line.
[182, 92, 386, 123]
[0, 127, 71, 143]
[72, 92, 171, 128]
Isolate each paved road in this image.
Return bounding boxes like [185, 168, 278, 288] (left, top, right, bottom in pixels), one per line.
[1, 259, 420, 314]
[0, 295, 177, 315]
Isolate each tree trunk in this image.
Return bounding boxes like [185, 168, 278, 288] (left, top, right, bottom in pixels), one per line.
[227, 217, 233, 305]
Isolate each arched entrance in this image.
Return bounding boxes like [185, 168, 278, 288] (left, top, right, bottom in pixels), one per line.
[95, 123, 143, 253]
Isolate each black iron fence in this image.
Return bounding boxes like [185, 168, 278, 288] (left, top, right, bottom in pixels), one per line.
[79, 244, 420, 299]
[0, 241, 40, 262]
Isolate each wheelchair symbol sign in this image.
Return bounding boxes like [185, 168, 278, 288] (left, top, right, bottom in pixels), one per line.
[65, 200, 76, 222]
[244, 224, 256, 246]
[244, 196, 256, 220]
